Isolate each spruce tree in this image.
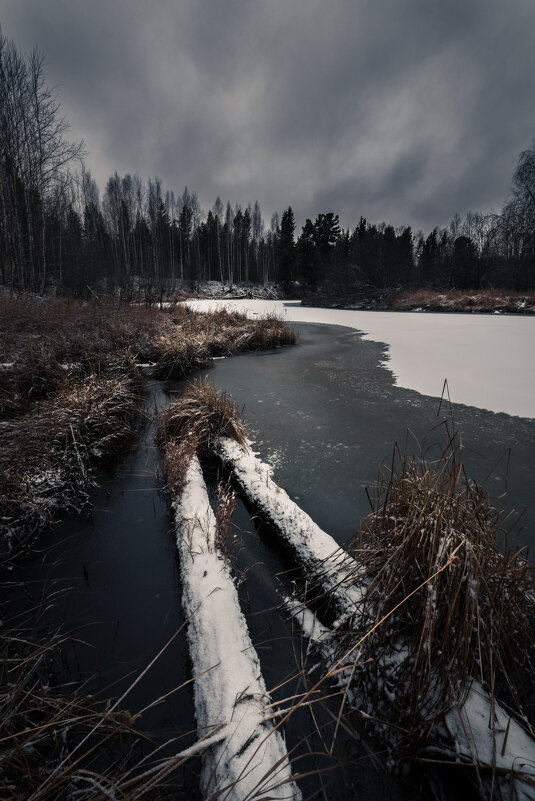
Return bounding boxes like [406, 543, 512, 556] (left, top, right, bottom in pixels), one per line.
[277, 206, 296, 290]
[296, 218, 318, 288]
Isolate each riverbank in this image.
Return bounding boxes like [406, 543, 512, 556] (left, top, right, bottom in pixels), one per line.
[0, 295, 296, 558]
[172, 282, 535, 314]
[302, 287, 535, 313]
[141, 280, 535, 314]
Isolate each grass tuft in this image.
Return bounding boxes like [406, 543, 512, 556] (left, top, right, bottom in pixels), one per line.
[152, 307, 297, 378]
[0, 367, 142, 557]
[152, 334, 212, 379]
[158, 379, 247, 459]
[335, 430, 535, 759]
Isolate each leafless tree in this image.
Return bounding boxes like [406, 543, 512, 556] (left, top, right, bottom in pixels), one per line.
[0, 29, 84, 290]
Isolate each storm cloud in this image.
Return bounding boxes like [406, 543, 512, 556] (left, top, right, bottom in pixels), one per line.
[2, 0, 535, 232]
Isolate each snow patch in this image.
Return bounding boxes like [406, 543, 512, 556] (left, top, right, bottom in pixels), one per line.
[283, 596, 334, 655]
[445, 682, 535, 800]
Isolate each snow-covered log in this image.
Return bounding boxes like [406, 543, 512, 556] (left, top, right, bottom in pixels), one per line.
[287, 597, 535, 801]
[215, 436, 365, 620]
[445, 682, 535, 801]
[172, 455, 302, 801]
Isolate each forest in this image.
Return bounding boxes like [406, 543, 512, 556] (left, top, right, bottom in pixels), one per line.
[1, 28, 534, 299]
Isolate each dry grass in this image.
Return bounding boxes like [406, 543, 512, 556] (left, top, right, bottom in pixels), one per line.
[0, 609, 214, 801]
[390, 288, 535, 313]
[334, 430, 535, 759]
[152, 307, 298, 379]
[151, 334, 213, 380]
[158, 379, 247, 459]
[0, 296, 163, 418]
[214, 480, 239, 560]
[160, 438, 198, 497]
[158, 381, 245, 556]
[0, 296, 296, 415]
[0, 367, 142, 557]
[0, 296, 296, 554]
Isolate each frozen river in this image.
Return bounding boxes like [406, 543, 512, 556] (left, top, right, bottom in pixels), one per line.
[187, 299, 535, 420]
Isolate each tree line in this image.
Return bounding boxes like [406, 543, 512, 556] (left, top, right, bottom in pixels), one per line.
[1, 29, 534, 297]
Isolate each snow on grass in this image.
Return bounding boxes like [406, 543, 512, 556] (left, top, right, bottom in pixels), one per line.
[185, 298, 535, 419]
[215, 436, 365, 620]
[172, 455, 301, 801]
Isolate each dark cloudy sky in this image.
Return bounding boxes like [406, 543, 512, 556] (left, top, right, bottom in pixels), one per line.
[2, 0, 535, 232]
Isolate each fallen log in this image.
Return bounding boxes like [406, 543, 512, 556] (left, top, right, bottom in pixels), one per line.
[172, 454, 302, 801]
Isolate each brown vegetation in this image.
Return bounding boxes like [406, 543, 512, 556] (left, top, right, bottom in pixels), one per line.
[152, 307, 297, 379]
[334, 429, 535, 760]
[0, 369, 141, 557]
[0, 295, 296, 555]
[390, 288, 535, 313]
[157, 378, 247, 460]
[0, 607, 218, 800]
[157, 380, 244, 558]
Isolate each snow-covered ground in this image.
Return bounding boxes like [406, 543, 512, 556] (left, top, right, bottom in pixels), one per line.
[186, 299, 535, 419]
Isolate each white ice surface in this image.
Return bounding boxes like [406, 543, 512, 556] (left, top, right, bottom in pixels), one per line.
[216, 437, 365, 618]
[172, 456, 301, 801]
[186, 298, 535, 419]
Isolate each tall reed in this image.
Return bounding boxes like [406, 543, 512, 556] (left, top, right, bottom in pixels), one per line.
[335, 429, 534, 759]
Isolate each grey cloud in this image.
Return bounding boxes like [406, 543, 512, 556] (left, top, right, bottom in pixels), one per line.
[2, 0, 535, 232]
